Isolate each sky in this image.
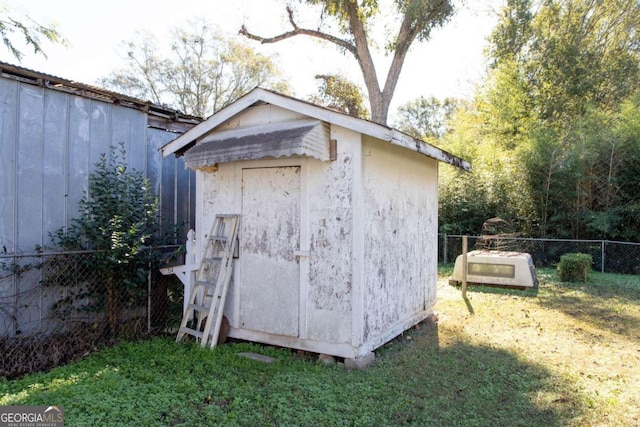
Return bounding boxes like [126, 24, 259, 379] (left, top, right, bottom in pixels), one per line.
[5, 0, 503, 119]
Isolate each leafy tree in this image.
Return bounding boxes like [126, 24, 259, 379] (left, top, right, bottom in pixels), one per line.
[52, 144, 158, 337]
[394, 96, 458, 141]
[0, 0, 66, 61]
[240, 0, 456, 125]
[486, 0, 533, 68]
[612, 95, 640, 240]
[437, 99, 535, 235]
[100, 20, 289, 117]
[451, 0, 640, 240]
[489, 0, 640, 122]
[308, 73, 369, 118]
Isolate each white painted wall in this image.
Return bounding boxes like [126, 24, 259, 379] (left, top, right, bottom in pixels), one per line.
[360, 135, 439, 348]
[215, 104, 307, 131]
[305, 125, 361, 345]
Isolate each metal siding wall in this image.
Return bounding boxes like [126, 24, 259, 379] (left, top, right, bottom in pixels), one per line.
[15, 85, 45, 335]
[1, 79, 197, 253]
[0, 79, 18, 335]
[40, 90, 69, 333]
[16, 85, 44, 251]
[89, 100, 111, 170]
[127, 110, 147, 172]
[161, 155, 177, 241]
[176, 157, 191, 241]
[0, 76, 197, 337]
[111, 104, 131, 163]
[42, 91, 69, 240]
[149, 127, 197, 244]
[146, 129, 166, 196]
[0, 79, 17, 252]
[67, 96, 91, 227]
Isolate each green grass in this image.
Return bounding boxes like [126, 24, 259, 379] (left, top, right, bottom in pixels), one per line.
[1, 267, 639, 426]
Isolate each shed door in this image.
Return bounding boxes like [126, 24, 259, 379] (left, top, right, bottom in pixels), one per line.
[239, 167, 300, 337]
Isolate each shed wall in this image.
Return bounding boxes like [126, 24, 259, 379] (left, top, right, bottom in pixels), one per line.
[0, 77, 195, 336]
[191, 105, 305, 332]
[215, 103, 307, 131]
[197, 165, 238, 318]
[361, 135, 439, 344]
[194, 114, 361, 356]
[305, 125, 360, 345]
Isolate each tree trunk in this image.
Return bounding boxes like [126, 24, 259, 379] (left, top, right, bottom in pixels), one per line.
[344, 0, 420, 125]
[239, 2, 429, 126]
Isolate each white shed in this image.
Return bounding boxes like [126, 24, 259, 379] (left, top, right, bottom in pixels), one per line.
[162, 88, 469, 363]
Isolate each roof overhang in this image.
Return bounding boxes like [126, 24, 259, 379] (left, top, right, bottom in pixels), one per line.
[162, 87, 470, 171]
[184, 120, 330, 170]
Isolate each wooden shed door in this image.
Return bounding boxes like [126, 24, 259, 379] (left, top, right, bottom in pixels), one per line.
[239, 167, 300, 337]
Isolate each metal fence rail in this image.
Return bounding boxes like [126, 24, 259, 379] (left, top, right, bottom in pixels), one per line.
[439, 234, 640, 275]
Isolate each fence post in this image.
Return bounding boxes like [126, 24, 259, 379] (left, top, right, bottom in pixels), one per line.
[147, 260, 152, 333]
[443, 233, 448, 264]
[601, 241, 605, 274]
[462, 235, 468, 298]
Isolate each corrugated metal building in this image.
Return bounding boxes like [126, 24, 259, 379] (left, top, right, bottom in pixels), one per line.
[0, 61, 200, 253]
[0, 61, 201, 336]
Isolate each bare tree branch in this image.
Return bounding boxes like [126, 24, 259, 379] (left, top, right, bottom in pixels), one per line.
[239, 1, 455, 125]
[239, 6, 357, 56]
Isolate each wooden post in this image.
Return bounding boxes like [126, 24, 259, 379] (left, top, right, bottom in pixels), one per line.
[461, 235, 468, 299]
[443, 233, 448, 264]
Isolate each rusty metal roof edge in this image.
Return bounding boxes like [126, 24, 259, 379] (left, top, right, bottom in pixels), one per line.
[163, 87, 470, 170]
[0, 60, 202, 124]
[390, 130, 471, 171]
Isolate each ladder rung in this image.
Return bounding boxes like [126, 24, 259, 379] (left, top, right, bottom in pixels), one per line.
[179, 327, 204, 339]
[188, 303, 210, 312]
[177, 214, 239, 348]
[202, 256, 224, 263]
[195, 280, 217, 288]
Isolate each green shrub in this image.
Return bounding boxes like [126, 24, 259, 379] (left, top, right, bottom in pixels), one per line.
[51, 144, 159, 337]
[557, 253, 592, 282]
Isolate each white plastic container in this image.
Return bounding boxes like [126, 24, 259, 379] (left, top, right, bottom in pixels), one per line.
[450, 250, 538, 289]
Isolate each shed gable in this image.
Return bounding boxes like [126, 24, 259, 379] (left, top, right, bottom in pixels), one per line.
[161, 88, 470, 172]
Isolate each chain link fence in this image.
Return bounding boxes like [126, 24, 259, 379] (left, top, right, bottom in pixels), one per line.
[0, 248, 185, 379]
[4, 236, 639, 379]
[439, 234, 640, 275]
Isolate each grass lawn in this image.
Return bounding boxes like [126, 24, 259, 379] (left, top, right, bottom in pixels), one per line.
[1, 267, 639, 426]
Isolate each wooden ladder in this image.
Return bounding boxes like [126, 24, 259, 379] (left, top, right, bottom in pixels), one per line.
[176, 214, 240, 348]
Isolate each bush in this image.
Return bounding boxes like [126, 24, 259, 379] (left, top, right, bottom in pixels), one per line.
[51, 144, 159, 337]
[557, 253, 592, 282]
